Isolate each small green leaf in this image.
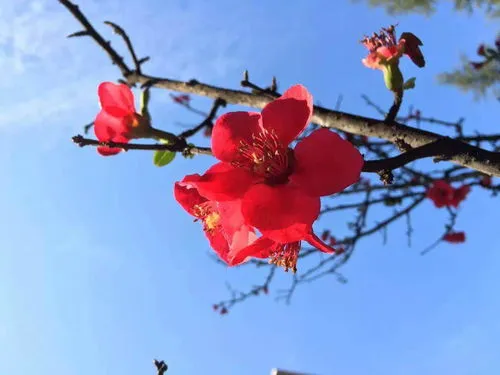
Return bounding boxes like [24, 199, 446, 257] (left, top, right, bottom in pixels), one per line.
[403, 77, 417, 90]
[153, 139, 176, 167]
[153, 149, 176, 167]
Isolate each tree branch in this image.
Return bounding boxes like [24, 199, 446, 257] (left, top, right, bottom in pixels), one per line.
[60, 0, 500, 176]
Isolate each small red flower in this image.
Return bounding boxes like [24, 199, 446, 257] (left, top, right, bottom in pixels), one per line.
[220, 307, 228, 315]
[426, 180, 454, 208]
[208, 85, 364, 243]
[94, 82, 146, 156]
[443, 231, 466, 244]
[171, 94, 191, 105]
[321, 230, 330, 241]
[212, 304, 219, 311]
[262, 285, 269, 295]
[361, 25, 425, 70]
[174, 170, 261, 265]
[426, 180, 470, 208]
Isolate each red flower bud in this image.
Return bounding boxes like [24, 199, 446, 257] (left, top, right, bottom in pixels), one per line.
[443, 231, 466, 244]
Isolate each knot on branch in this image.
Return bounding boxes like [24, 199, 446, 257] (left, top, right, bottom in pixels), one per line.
[378, 169, 394, 185]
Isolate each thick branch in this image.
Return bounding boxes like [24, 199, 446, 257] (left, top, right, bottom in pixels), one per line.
[61, 0, 500, 176]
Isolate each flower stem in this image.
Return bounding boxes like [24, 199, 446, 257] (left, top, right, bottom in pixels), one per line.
[385, 88, 403, 122]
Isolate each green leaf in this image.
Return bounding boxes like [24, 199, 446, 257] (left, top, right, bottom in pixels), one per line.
[153, 139, 176, 167]
[403, 77, 417, 90]
[153, 149, 176, 167]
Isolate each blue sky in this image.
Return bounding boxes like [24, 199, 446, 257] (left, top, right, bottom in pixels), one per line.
[1, 1, 499, 374]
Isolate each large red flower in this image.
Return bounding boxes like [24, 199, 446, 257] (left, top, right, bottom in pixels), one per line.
[204, 85, 363, 244]
[174, 165, 338, 272]
[94, 82, 146, 156]
[361, 25, 425, 70]
[174, 173, 260, 265]
[426, 180, 470, 208]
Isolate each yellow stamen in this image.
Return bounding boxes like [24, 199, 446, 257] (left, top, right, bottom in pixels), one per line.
[205, 212, 220, 231]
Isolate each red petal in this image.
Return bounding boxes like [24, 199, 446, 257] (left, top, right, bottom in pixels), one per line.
[362, 53, 382, 70]
[190, 162, 255, 201]
[242, 184, 320, 243]
[217, 200, 248, 235]
[94, 110, 130, 156]
[400, 32, 425, 68]
[94, 110, 130, 141]
[209, 201, 260, 265]
[97, 146, 122, 156]
[211, 112, 263, 162]
[290, 128, 364, 196]
[261, 85, 313, 146]
[215, 200, 260, 265]
[228, 236, 275, 266]
[205, 230, 231, 263]
[174, 175, 207, 216]
[98, 82, 136, 117]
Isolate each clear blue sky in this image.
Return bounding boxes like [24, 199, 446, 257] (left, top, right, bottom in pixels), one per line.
[1, 1, 499, 374]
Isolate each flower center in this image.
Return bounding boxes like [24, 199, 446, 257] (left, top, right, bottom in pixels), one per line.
[268, 241, 301, 273]
[205, 212, 221, 231]
[236, 128, 293, 185]
[193, 202, 221, 234]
